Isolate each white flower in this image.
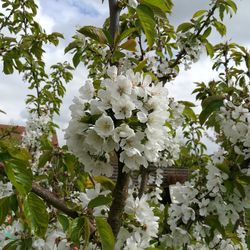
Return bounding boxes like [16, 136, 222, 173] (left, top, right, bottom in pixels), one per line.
[32, 238, 45, 250]
[125, 195, 159, 237]
[128, 0, 138, 9]
[137, 111, 148, 123]
[120, 150, 148, 171]
[112, 96, 135, 119]
[79, 80, 95, 100]
[85, 129, 104, 153]
[113, 124, 135, 143]
[107, 66, 118, 80]
[98, 89, 112, 110]
[111, 75, 132, 99]
[92, 160, 113, 177]
[94, 115, 114, 138]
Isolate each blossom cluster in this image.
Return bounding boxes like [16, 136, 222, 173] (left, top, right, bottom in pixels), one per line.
[22, 112, 51, 151]
[65, 66, 183, 177]
[176, 32, 203, 70]
[165, 151, 249, 249]
[218, 100, 250, 159]
[0, 219, 73, 250]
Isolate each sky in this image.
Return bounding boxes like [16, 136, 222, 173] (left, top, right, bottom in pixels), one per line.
[0, 0, 249, 151]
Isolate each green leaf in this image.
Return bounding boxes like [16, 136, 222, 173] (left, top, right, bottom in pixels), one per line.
[177, 22, 194, 33]
[0, 196, 11, 225]
[134, 59, 148, 72]
[205, 41, 214, 57]
[235, 181, 246, 198]
[5, 160, 32, 196]
[202, 27, 212, 40]
[24, 193, 49, 238]
[69, 216, 90, 245]
[63, 153, 76, 174]
[0, 141, 30, 161]
[20, 238, 32, 250]
[213, 20, 227, 36]
[3, 58, 14, 75]
[183, 106, 197, 121]
[199, 96, 224, 125]
[78, 26, 107, 44]
[40, 135, 53, 150]
[119, 28, 138, 43]
[237, 175, 250, 185]
[226, 0, 237, 13]
[88, 195, 112, 209]
[192, 9, 207, 18]
[94, 176, 115, 191]
[136, 4, 156, 48]
[120, 39, 137, 51]
[38, 150, 53, 168]
[73, 51, 83, 68]
[58, 214, 70, 232]
[82, 217, 90, 250]
[141, 0, 169, 13]
[3, 240, 21, 250]
[96, 217, 115, 250]
[205, 215, 225, 236]
[178, 101, 196, 107]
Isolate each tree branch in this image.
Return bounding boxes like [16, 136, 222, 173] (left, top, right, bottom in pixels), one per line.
[159, 3, 218, 83]
[108, 0, 121, 42]
[31, 183, 79, 218]
[31, 183, 96, 234]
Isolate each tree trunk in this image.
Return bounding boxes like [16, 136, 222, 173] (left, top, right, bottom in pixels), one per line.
[107, 159, 130, 238]
[108, 0, 120, 43]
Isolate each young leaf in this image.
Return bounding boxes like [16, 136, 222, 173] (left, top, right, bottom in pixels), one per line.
[58, 214, 70, 232]
[177, 22, 193, 33]
[192, 9, 207, 19]
[199, 96, 224, 125]
[136, 4, 156, 48]
[119, 28, 138, 43]
[2, 240, 21, 250]
[78, 26, 107, 44]
[213, 20, 227, 36]
[38, 150, 53, 168]
[120, 39, 137, 52]
[69, 216, 90, 246]
[24, 193, 49, 238]
[141, 0, 169, 13]
[205, 41, 214, 57]
[0, 196, 11, 225]
[94, 176, 115, 191]
[3, 58, 14, 75]
[88, 195, 112, 209]
[4, 160, 32, 196]
[96, 217, 115, 250]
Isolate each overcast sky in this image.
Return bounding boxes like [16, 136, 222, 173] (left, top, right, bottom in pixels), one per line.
[0, 0, 249, 150]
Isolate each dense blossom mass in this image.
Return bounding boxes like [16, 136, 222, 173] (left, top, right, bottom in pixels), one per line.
[65, 66, 183, 177]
